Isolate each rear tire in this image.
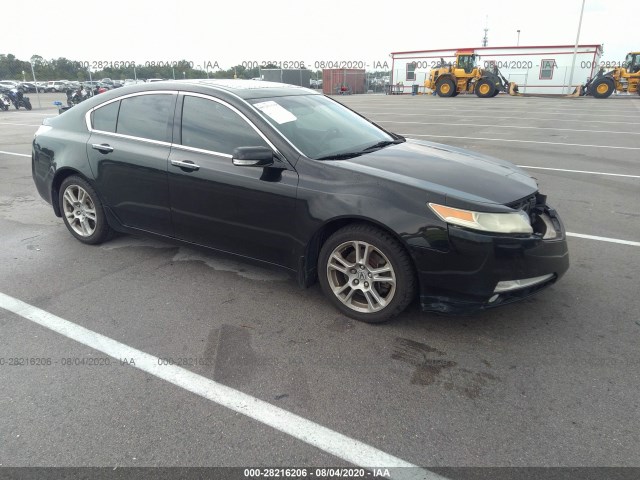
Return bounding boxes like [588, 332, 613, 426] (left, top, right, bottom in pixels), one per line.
[476, 78, 496, 98]
[59, 175, 113, 245]
[24, 100, 32, 110]
[318, 223, 416, 323]
[436, 78, 456, 97]
[592, 78, 614, 98]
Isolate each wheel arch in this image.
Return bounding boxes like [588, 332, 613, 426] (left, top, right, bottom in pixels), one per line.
[435, 73, 456, 83]
[299, 216, 416, 288]
[51, 168, 95, 217]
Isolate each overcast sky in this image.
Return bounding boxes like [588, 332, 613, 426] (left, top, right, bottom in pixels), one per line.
[1, 0, 636, 69]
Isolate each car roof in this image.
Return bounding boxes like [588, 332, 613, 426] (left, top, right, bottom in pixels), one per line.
[130, 79, 319, 99]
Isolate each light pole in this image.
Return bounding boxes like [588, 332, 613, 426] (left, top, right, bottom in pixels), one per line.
[22, 70, 25, 82]
[29, 62, 42, 108]
[567, 0, 586, 94]
[517, 30, 521, 46]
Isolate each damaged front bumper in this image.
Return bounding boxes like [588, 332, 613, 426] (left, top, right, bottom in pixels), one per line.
[413, 204, 569, 314]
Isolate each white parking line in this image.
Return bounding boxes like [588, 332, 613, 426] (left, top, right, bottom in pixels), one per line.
[364, 106, 635, 118]
[518, 166, 640, 179]
[361, 111, 640, 126]
[0, 122, 41, 127]
[0, 292, 445, 480]
[1, 112, 55, 116]
[0, 150, 30, 157]
[401, 134, 640, 150]
[377, 120, 640, 135]
[567, 233, 640, 247]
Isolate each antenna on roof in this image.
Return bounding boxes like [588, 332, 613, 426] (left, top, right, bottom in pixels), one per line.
[482, 15, 488, 47]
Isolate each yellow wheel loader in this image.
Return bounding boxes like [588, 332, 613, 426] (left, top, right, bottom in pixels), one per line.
[580, 52, 640, 98]
[424, 51, 519, 98]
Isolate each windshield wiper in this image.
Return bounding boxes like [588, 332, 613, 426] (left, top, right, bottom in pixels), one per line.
[360, 138, 405, 153]
[316, 137, 405, 160]
[316, 152, 363, 160]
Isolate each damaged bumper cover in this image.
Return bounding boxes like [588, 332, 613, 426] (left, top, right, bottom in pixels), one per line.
[413, 204, 569, 314]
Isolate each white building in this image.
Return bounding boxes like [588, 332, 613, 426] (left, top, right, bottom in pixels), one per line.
[390, 44, 603, 95]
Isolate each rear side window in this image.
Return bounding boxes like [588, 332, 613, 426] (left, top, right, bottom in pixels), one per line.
[116, 94, 174, 142]
[180, 95, 268, 155]
[92, 101, 120, 133]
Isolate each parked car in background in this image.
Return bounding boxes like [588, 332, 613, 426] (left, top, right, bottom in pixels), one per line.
[146, 78, 164, 82]
[0, 80, 19, 89]
[80, 81, 108, 95]
[123, 79, 145, 86]
[46, 81, 69, 92]
[17, 82, 38, 93]
[31, 79, 569, 323]
[100, 78, 115, 89]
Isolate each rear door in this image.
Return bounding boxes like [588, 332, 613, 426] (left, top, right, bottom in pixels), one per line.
[86, 91, 177, 236]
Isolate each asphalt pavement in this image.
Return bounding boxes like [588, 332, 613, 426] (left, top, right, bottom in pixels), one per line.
[0, 92, 638, 476]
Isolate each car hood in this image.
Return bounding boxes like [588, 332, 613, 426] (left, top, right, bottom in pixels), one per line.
[334, 138, 538, 206]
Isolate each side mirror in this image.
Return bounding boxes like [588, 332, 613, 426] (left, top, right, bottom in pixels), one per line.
[232, 146, 275, 167]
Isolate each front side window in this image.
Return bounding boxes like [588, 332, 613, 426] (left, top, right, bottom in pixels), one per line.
[249, 94, 394, 160]
[626, 53, 639, 72]
[180, 96, 268, 155]
[116, 94, 174, 142]
[462, 55, 476, 73]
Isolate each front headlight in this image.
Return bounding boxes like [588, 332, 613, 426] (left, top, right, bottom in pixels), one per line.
[428, 203, 533, 234]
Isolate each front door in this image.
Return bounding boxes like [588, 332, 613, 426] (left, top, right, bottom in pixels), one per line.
[168, 94, 299, 269]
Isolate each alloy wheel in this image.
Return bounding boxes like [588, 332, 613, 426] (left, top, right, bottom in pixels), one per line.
[326, 240, 397, 313]
[62, 185, 97, 237]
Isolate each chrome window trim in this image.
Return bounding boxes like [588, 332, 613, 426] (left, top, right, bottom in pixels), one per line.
[170, 143, 232, 159]
[86, 130, 173, 147]
[84, 90, 178, 142]
[178, 91, 281, 156]
[84, 89, 291, 159]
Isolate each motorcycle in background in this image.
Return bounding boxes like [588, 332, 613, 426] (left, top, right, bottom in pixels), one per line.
[6, 87, 33, 110]
[66, 86, 91, 107]
[0, 90, 11, 111]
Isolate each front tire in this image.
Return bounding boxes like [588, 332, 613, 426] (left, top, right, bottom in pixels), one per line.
[318, 224, 416, 323]
[59, 176, 113, 245]
[475, 78, 496, 98]
[592, 78, 614, 98]
[436, 78, 456, 97]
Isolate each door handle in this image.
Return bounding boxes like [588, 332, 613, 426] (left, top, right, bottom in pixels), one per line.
[171, 159, 200, 171]
[91, 143, 114, 153]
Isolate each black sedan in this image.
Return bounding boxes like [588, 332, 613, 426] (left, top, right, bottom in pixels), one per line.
[32, 80, 569, 322]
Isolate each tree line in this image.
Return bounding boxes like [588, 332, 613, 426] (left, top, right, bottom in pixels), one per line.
[0, 53, 320, 81]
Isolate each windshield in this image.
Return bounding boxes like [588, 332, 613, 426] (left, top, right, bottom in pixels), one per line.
[249, 94, 395, 160]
